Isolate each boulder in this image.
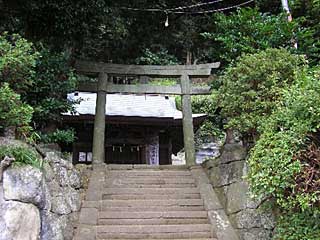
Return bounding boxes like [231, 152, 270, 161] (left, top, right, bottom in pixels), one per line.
[64, 187, 81, 212]
[0, 200, 40, 240]
[50, 191, 72, 215]
[239, 229, 273, 240]
[208, 160, 246, 188]
[40, 211, 74, 240]
[219, 144, 247, 164]
[226, 181, 249, 214]
[68, 169, 81, 189]
[47, 180, 80, 214]
[3, 165, 44, 206]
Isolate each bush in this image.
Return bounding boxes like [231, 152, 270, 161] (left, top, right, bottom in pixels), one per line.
[0, 145, 41, 168]
[247, 67, 320, 239]
[202, 8, 297, 65]
[219, 48, 306, 140]
[0, 32, 39, 93]
[40, 129, 76, 145]
[275, 210, 320, 240]
[0, 83, 33, 136]
[24, 48, 78, 129]
[135, 48, 179, 65]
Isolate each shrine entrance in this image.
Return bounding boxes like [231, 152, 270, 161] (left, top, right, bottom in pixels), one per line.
[74, 61, 220, 166]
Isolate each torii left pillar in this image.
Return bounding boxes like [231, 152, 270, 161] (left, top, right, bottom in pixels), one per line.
[180, 73, 196, 166]
[92, 73, 108, 165]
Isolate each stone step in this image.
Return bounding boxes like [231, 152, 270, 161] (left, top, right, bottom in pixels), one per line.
[96, 224, 212, 239]
[98, 218, 209, 225]
[97, 232, 212, 239]
[99, 211, 208, 219]
[102, 187, 200, 195]
[104, 183, 197, 188]
[102, 193, 201, 200]
[105, 177, 195, 184]
[101, 206, 205, 212]
[108, 170, 192, 176]
[98, 211, 209, 225]
[101, 199, 204, 208]
[97, 231, 212, 239]
[82, 201, 205, 211]
[106, 164, 189, 170]
[108, 174, 193, 178]
[102, 239, 216, 240]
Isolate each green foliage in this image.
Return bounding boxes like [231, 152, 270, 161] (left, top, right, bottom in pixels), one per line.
[135, 48, 179, 65]
[290, 0, 320, 65]
[0, 83, 33, 135]
[247, 68, 320, 239]
[202, 8, 297, 65]
[0, 145, 41, 168]
[176, 92, 224, 143]
[220, 48, 306, 138]
[40, 129, 76, 145]
[24, 48, 78, 128]
[274, 210, 320, 240]
[0, 32, 39, 93]
[149, 78, 177, 86]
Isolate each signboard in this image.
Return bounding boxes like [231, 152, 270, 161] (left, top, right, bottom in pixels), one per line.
[148, 136, 159, 165]
[79, 152, 86, 162]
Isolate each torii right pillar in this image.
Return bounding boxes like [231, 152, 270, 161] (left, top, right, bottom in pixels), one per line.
[180, 73, 196, 166]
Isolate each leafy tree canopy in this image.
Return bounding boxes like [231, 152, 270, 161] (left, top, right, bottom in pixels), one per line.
[219, 48, 306, 140]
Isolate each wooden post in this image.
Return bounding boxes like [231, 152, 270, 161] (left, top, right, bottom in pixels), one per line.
[180, 73, 196, 166]
[92, 73, 108, 164]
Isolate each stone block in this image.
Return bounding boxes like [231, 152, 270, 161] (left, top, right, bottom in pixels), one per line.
[238, 229, 273, 240]
[214, 186, 228, 209]
[208, 209, 240, 240]
[51, 193, 72, 215]
[226, 181, 249, 214]
[40, 211, 73, 240]
[220, 144, 247, 164]
[209, 160, 246, 188]
[3, 165, 44, 206]
[2, 201, 40, 240]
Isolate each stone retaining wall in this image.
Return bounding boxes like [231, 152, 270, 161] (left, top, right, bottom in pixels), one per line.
[202, 143, 275, 240]
[0, 140, 82, 240]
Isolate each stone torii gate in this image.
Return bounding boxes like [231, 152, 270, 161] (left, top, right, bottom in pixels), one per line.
[75, 61, 220, 166]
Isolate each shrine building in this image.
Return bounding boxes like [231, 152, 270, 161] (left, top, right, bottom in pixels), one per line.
[63, 92, 206, 165]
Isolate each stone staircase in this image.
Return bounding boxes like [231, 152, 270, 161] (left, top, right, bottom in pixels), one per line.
[74, 165, 239, 240]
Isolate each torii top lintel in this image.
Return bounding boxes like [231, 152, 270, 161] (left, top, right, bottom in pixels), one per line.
[75, 61, 220, 77]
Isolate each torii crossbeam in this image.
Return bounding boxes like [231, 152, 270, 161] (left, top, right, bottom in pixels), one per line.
[75, 61, 220, 166]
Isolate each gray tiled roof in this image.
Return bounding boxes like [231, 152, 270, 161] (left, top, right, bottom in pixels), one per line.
[65, 92, 206, 119]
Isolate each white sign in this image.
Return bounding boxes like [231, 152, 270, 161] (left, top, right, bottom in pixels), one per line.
[87, 152, 93, 162]
[79, 152, 86, 162]
[149, 136, 159, 165]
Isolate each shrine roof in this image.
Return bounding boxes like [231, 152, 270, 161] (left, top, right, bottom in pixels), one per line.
[64, 92, 206, 120]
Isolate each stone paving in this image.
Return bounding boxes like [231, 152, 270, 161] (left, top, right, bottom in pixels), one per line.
[73, 164, 239, 240]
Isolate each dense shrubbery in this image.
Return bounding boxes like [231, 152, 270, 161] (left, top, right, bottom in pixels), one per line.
[202, 8, 297, 65]
[40, 129, 76, 145]
[220, 48, 305, 141]
[0, 145, 41, 168]
[135, 48, 179, 65]
[275, 210, 320, 240]
[219, 47, 320, 238]
[0, 32, 77, 143]
[247, 68, 320, 239]
[0, 33, 39, 93]
[0, 83, 33, 136]
[25, 48, 77, 129]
